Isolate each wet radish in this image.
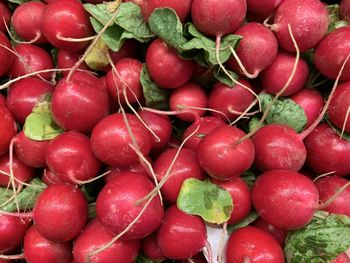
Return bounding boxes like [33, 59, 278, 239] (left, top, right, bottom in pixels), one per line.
[57, 50, 89, 76]
[141, 232, 166, 262]
[252, 218, 288, 247]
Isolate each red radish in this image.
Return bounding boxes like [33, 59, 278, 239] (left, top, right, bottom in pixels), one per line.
[104, 163, 151, 183]
[271, 0, 329, 52]
[0, 215, 31, 253]
[252, 218, 288, 247]
[96, 173, 164, 240]
[91, 113, 152, 167]
[210, 177, 251, 224]
[138, 111, 172, 153]
[328, 81, 350, 133]
[145, 38, 194, 89]
[142, 0, 192, 22]
[45, 131, 101, 184]
[316, 176, 350, 217]
[0, 106, 17, 157]
[7, 44, 54, 80]
[100, 76, 119, 114]
[332, 253, 350, 263]
[0, 94, 5, 106]
[291, 88, 324, 128]
[141, 232, 166, 262]
[105, 58, 143, 105]
[191, 0, 246, 37]
[24, 226, 73, 263]
[42, 0, 94, 53]
[0, 1, 10, 34]
[197, 125, 255, 180]
[157, 205, 207, 260]
[226, 226, 285, 263]
[227, 22, 278, 78]
[252, 169, 319, 230]
[0, 154, 35, 187]
[6, 77, 54, 124]
[41, 169, 65, 185]
[57, 50, 89, 76]
[341, 0, 350, 22]
[260, 51, 309, 96]
[73, 219, 140, 263]
[305, 123, 350, 176]
[33, 183, 88, 242]
[182, 116, 226, 150]
[208, 79, 256, 121]
[314, 26, 350, 81]
[0, 32, 14, 77]
[11, 1, 47, 44]
[51, 71, 109, 133]
[169, 82, 207, 122]
[153, 148, 205, 204]
[14, 131, 50, 168]
[246, 0, 284, 14]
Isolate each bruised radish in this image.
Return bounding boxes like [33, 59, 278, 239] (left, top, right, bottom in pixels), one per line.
[42, 0, 94, 53]
[33, 183, 88, 242]
[91, 113, 152, 167]
[197, 125, 255, 180]
[271, 0, 329, 52]
[157, 206, 206, 260]
[153, 148, 205, 204]
[227, 22, 278, 77]
[45, 131, 101, 184]
[0, 32, 14, 77]
[141, 0, 192, 22]
[51, 71, 109, 133]
[73, 219, 140, 263]
[246, 0, 284, 14]
[7, 77, 54, 124]
[24, 226, 73, 263]
[0, 106, 17, 157]
[226, 226, 285, 263]
[145, 38, 194, 89]
[208, 79, 256, 121]
[57, 50, 89, 76]
[141, 232, 166, 262]
[252, 169, 319, 230]
[314, 26, 350, 81]
[0, 1, 10, 34]
[12, 1, 47, 44]
[0, 215, 31, 253]
[260, 51, 309, 96]
[14, 131, 50, 168]
[252, 218, 288, 247]
[169, 82, 207, 122]
[96, 173, 164, 240]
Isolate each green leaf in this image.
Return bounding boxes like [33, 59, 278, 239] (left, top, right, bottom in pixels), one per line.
[85, 37, 110, 70]
[136, 253, 158, 263]
[227, 211, 259, 234]
[212, 65, 239, 87]
[259, 93, 307, 133]
[140, 64, 169, 110]
[325, 117, 350, 142]
[7, 0, 29, 4]
[84, 3, 114, 25]
[177, 178, 233, 224]
[241, 170, 258, 188]
[285, 212, 350, 263]
[327, 4, 349, 33]
[0, 178, 47, 212]
[23, 101, 63, 141]
[248, 116, 266, 133]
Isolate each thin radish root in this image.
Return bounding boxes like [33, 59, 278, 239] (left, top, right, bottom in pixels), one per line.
[230, 98, 259, 126]
[9, 138, 20, 213]
[0, 210, 33, 218]
[3, 17, 41, 44]
[313, 171, 336, 182]
[217, 222, 227, 263]
[341, 104, 350, 139]
[0, 253, 25, 260]
[205, 240, 213, 263]
[56, 33, 96, 42]
[177, 105, 230, 123]
[0, 170, 44, 188]
[141, 107, 200, 122]
[318, 181, 350, 209]
[228, 46, 259, 79]
[263, 15, 274, 28]
[68, 170, 111, 185]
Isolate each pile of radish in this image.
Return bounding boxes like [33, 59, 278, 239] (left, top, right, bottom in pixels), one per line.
[2, 0, 350, 262]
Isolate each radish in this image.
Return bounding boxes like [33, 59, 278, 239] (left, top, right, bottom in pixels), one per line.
[7, 44, 54, 80]
[252, 169, 319, 230]
[260, 51, 309, 96]
[45, 131, 101, 184]
[332, 253, 350, 263]
[252, 217, 288, 247]
[341, 0, 350, 22]
[0, 106, 17, 157]
[6, 77, 54, 124]
[141, 232, 166, 262]
[14, 131, 50, 168]
[271, 0, 329, 52]
[210, 177, 251, 224]
[157, 205, 207, 260]
[24, 226, 73, 263]
[105, 58, 143, 105]
[57, 50, 89, 76]
[153, 147, 205, 204]
[145, 38, 194, 89]
[169, 82, 207, 122]
[42, 0, 94, 53]
[0, 215, 30, 253]
[91, 113, 152, 167]
[208, 79, 256, 121]
[226, 226, 285, 262]
[0, 94, 5, 106]
[314, 26, 350, 81]
[0, 1, 10, 34]
[51, 71, 109, 133]
[11, 1, 47, 44]
[315, 176, 350, 217]
[141, 0, 192, 22]
[73, 219, 140, 263]
[246, 0, 284, 14]
[227, 22, 278, 78]
[197, 125, 255, 180]
[0, 32, 14, 77]
[96, 172, 164, 240]
[104, 165, 151, 183]
[41, 169, 64, 186]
